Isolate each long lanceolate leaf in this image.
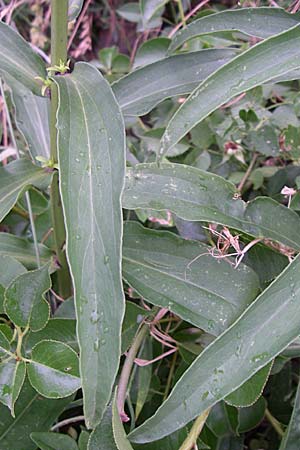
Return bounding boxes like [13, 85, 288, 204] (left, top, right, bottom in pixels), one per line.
[159, 25, 300, 158]
[112, 49, 236, 116]
[123, 163, 300, 249]
[0, 22, 46, 95]
[169, 7, 300, 52]
[0, 159, 51, 222]
[279, 378, 300, 450]
[55, 62, 126, 428]
[129, 256, 300, 443]
[123, 222, 259, 336]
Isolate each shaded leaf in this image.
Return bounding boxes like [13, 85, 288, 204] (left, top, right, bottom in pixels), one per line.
[25, 319, 78, 353]
[0, 159, 51, 222]
[0, 21, 46, 95]
[237, 396, 266, 433]
[133, 37, 171, 68]
[160, 25, 300, 157]
[122, 163, 300, 249]
[27, 340, 81, 398]
[88, 404, 117, 450]
[113, 49, 236, 116]
[0, 255, 26, 313]
[279, 377, 300, 449]
[129, 256, 300, 443]
[4, 264, 51, 331]
[31, 431, 78, 450]
[122, 302, 148, 353]
[54, 62, 126, 428]
[0, 360, 26, 416]
[112, 393, 135, 450]
[123, 222, 259, 336]
[68, 0, 84, 21]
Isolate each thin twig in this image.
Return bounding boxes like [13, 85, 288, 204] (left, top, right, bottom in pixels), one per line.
[67, 0, 93, 51]
[168, 0, 210, 38]
[238, 153, 258, 192]
[179, 410, 210, 450]
[0, 79, 41, 268]
[265, 408, 284, 437]
[51, 415, 85, 431]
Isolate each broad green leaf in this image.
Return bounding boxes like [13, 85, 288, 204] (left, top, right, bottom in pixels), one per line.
[112, 393, 135, 450]
[88, 405, 117, 450]
[0, 232, 52, 269]
[0, 360, 26, 416]
[54, 62, 126, 428]
[225, 363, 272, 407]
[31, 432, 78, 450]
[133, 37, 171, 68]
[0, 158, 51, 222]
[116, 3, 141, 23]
[0, 255, 26, 313]
[129, 256, 300, 443]
[237, 396, 266, 434]
[279, 378, 300, 449]
[122, 163, 300, 249]
[123, 222, 259, 336]
[0, 381, 72, 450]
[169, 7, 300, 52]
[8, 76, 50, 159]
[140, 0, 168, 29]
[0, 21, 46, 95]
[0, 329, 10, 356]
[160, 25, 300, 158]
[25, 319, 77, 353]
[27, 340, 81, 398]
[113, 49, 236, 116]
[4, 264, 51, 331]
[68, 0, 84, 21]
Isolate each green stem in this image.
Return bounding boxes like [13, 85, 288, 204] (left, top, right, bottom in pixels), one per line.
[50, 0, 72, 298]
[176, 0, 186, 26]
[265, 408, 285, 438]
[179, 410, 210, 450]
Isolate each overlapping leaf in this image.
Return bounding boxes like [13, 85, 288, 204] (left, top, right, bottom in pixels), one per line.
[0, 360, 26, 417]
[0, 255, 26, 313]
[31, 432, 78, 450]
[160, 25, 300, 157]
[122, 163, 300, 249]
[54, 62, 126, 428]
[129, 256, 300, 443]
[123, 222, 259, 336]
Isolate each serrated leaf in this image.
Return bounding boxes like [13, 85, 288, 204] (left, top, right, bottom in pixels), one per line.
[113, 49, 236, 116]
[0, 159, 51, 222]
[54, 62, 125, 428]
[160, 25, 300, 158]
[225, 363, 272, 407]
[129, 256, 300, 443]
[68, 0, 84, 21]
[279, 377, 300, 449]
[0, 359, 26, 416]
[0, 255, 26, 313]
[27, 340, 81, 398]
[31, 431, 78, 450]
[122, 163, 300, 249]
[123, 222, 259, 336]
[169, 7, 300, 52]
[4, 264, 51, 331]
[0, 233, 52, 269]
[0, 381, 73, 450]
[0, 21, 46, 95]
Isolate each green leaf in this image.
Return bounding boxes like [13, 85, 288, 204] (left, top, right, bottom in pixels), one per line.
[123, 222, 259, 336]
[129, 256, 300, 443]
[169, 7, 300, 52]
[279, 378, 300, 449]
[160, 25, 300, 157]
[0, 255, 26, 313]
[27, 340, 81, 398]
[25, 319, 78, 353]
[31, 432, 78, 450]
[4, 264, 51, 331]
[113, 49, 236, 116]
[0, 21, 46, 95]
[122, 163, 300, 249]
[122, 302, 148, 353]
[0, 381, 73, 450]
[0, 329, 10, 356]
[78, 431, 90, 450]
[54, 62, 126, 428]
[133, 37, 171, 68]
[0, 232, 52, 269]
[135, 336, 152, 418]
[112, 393, 135, 450]
[237, 396, 266, 434]
[225, 363, 272, 407]
[0, 158, 51, 222]
[88, 405, 117, 450]
[0, 360, 26, 417]
[116, 3, 141, 23]
[68, 0, 84, 21]
[140, 0, 169, 29]
[8, 76, 50, 159]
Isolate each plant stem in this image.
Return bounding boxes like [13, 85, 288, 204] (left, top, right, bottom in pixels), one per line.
[51, 415, 85, 431]
[238, 153, 258, 193]
[0, 78, 41, 268]
[179, 410, 210, 450]
[50, 0, 72, 298]
[265, 408, 284, 438]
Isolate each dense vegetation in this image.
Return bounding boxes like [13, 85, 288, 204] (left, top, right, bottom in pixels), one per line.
[1, 0, 300, 449]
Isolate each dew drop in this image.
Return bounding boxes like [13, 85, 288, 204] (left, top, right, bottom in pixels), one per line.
[94, 339, 100, 351]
